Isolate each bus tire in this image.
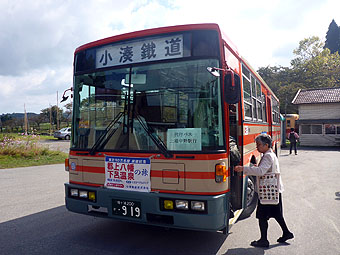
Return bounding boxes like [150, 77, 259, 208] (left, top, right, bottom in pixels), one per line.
[239, 176, 257, 220]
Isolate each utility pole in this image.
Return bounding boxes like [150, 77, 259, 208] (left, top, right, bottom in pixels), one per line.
[24, 103, 28, 135]
[57, 91, 59, 130]
[49, 104, 52, 136]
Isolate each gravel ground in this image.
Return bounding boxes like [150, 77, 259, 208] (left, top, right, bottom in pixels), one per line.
[39, 139, 70, 154]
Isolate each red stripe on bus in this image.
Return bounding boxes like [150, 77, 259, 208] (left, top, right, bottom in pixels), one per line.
[80, 166, 225, 180]
[82, 166, 104, 173]
[151, 170, 220, 179]
[242, 132, 281, 146]
[151, 170, 183, 178]
[242, 123, 269, 127]
[69, 150, 227, 160]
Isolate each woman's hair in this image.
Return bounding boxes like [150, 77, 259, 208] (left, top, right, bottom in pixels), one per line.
[255, 133, 272, 148]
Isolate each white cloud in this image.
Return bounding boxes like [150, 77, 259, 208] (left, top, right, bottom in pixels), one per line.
[0, 66, 72, 113]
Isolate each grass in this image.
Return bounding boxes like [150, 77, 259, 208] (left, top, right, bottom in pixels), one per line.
[0, 153, 68, 169]
[0, 133, 67, 169]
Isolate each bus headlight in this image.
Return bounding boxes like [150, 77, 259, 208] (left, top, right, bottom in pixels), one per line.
[191, 201, 205, 211]
[79, 190, 88, 199]
[175, 200, 189, 210]
[69, 188, 96, 202]
[70, 189, 78, 197]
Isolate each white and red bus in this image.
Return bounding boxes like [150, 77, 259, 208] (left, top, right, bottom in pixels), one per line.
[65, 23, 280, 234]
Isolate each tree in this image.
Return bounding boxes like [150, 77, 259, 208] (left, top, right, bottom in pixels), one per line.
[291, 36, 340, 88]
[31, 113, 47, 131]
[40, 105, 63, 130]
[324, 19, 340, 54]
[258, 36, 340, 114]
[3, 119, 16, 132]
[291, 36, 324, 67]
[258, 66, 299, 114]
[63, 102, 73, 126]
[0, 114, 12, 132]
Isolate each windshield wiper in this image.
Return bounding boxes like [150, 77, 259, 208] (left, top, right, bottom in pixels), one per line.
[135, 114, 173, 158]
[89, 111, 124, 155]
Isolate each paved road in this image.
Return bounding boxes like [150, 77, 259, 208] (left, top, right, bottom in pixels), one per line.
[0, 147, 339, 254]
[220, 147, 340, 255]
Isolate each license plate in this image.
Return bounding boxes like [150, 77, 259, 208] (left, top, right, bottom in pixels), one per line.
[112, 199, 141, 218]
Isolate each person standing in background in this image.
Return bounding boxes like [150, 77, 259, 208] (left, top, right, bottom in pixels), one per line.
[289, 128, 299, 155]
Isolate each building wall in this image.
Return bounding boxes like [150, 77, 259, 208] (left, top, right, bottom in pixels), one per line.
[299, 103, 340, 119]
[298, 103, 340, 146]
[298, 128, 340, 146]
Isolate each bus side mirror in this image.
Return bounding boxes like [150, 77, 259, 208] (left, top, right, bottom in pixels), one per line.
[224, 71, 240, 104]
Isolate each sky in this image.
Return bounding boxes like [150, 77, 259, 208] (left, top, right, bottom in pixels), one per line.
[0, 0, 339, 114]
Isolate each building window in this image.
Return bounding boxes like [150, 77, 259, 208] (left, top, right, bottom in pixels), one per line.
[301, 125, 311, 134]
[301, 124, 322, 134]
[311, 125, 322, 134]
[325, 124, 336, 134]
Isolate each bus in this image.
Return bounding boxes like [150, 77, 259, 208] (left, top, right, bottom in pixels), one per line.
[285, 114, 299, 136]
[64, 23, 281, 234]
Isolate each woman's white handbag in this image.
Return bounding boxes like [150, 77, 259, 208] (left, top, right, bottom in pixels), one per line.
[258, 173, 279, 205]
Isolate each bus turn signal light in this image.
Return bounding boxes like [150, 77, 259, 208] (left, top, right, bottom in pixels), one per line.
[164, 200, 174, 210]
[215, 164, 227, 183]
[65, 158, 69, 171]
[88, 192, 96, 201]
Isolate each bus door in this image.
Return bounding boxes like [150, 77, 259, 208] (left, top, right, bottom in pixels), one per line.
[229, 103, 243, 211]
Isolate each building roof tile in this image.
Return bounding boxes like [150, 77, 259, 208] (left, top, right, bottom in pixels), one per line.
[292, 87, 340, 104]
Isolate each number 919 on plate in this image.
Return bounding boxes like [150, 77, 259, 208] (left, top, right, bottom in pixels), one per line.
[112, 199, 142, 218]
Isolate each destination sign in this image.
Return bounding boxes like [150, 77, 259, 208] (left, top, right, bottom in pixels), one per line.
[96, 34, 184, 68]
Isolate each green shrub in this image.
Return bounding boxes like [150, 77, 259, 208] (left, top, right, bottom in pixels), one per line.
[0, 134, 67, 168]
[1, 134, 50, 158]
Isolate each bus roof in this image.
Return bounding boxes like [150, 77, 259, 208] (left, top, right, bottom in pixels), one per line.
[75, 23, 238, 54]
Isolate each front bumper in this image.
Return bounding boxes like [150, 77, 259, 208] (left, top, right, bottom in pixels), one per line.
[65, 182, 230, 232]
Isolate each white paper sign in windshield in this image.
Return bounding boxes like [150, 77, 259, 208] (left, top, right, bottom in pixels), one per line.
[96, 35, 183, 68]
[167, 128, 202, 151]
[105, 156, 151, 192]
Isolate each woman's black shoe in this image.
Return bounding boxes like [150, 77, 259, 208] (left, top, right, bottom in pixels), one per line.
[277, 232, 294, 243]
[250, 240, 269, 248]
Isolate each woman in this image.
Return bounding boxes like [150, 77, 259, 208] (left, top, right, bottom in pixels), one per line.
[234, 134, 294, 248]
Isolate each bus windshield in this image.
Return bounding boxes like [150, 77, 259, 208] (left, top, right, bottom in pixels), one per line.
[72, 58, 224, 153]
